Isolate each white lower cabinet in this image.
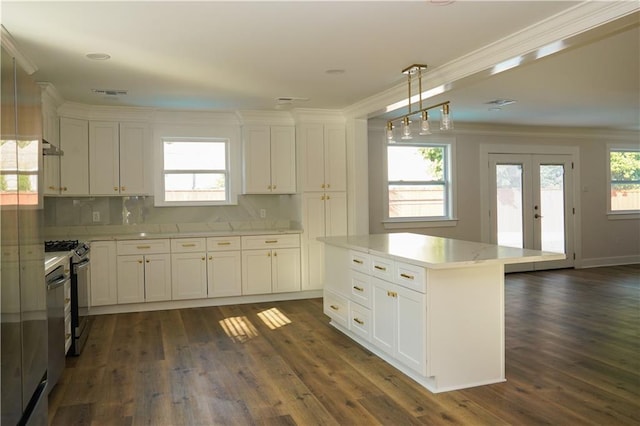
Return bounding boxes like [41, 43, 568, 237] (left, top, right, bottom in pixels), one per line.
[241, 234, 301, 295]
[171, 252, 208, 300]
[207, 251, 242, 298]
[90, 241, 118, 306]
[116, 239, 171, 304]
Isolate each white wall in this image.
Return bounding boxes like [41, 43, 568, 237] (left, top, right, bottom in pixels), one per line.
[368, 122, 640, 267]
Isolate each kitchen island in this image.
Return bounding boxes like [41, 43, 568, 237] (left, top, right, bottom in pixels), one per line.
[320, 233, 565, 393]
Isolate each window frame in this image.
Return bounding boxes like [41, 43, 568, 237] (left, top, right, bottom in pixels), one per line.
[607, 143, 640, 217]
[382, 137, 457, 228]
[155, 133, 239, 207]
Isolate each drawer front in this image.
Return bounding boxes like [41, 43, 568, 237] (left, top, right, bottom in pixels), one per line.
[371, 255, 394, 281]
[395, 262, 427, 293]
[349, 303, 371, 341]
[349, 250, 370, 273]
[350, 270, 371, 308]
[241, 234, 299, 250]
[324, 290, 349, 329]
[171, 238, 206, 253]
[207, 236, 241, 251]
[117, 239, 170, 255]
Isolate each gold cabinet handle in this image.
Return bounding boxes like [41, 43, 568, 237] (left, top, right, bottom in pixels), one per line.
[121, 186, 126, 191]
[352, 259, 363, 265]
[326, 184, 330, 189]
[374, 265, 387, 271]
[48, 185, 56, 190]
[182, 243, 196, 247]
[64, 298, 71, 304]
[137, 245, 151, 249]
[138, 260, 143, 264]
[146, 259, 150, 263]
[267, 252, 271, 257]
[353, 286, 364, 292]
[400, 273, 415, 280]
[208, 256, 213, 260]
[273, 251, 277, 257]
[62, 186, 68, 191]
[201, 257, 205, 261]
[217, 242, 231, 246]
[267, 185, 272, 190]
[330, 305, 339, 311]
[321, 184, 325, 189]
[387, 291, 397, 298]
[326, 195, 330, 200]
[272, 185, 276, 190]
[321, 195, 326, 200]
[353, 318, 364, 325]
[265, 240, 278, 244]
[114, 186, 118, 191]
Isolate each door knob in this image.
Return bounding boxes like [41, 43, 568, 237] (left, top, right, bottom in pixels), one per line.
[535, 214, 543, 219]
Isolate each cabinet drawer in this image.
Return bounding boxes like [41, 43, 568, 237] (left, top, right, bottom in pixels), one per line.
[395, 262, 427, 293]
[350, 270, 371, 308]
[241, 234, 299, 250]
[371, 255, 394, 281]
[207, 236, 241, 251]
[117, 239, 170, 255]
[171, 238, 206, 253]
[324, 290, 348, 329]
[349, 303, 371, 341]
[349, 250, 370, 273]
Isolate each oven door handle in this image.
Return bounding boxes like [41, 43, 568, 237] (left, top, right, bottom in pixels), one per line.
[47, 276, 69, 290]
[74, 259, 90, 273]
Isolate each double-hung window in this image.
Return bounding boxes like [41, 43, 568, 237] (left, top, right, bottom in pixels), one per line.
[385, 140, 455, 224]
[159, 137, 230, 205]
[608, 145, 640, 214]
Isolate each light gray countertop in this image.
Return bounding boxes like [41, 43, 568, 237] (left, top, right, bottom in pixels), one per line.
[319, 233, 565, 269]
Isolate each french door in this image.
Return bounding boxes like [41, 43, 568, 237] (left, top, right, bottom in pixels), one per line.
[489, 153, 574, 271]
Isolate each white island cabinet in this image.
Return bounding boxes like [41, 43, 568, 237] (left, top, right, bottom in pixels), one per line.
[320, 233, 564, 394]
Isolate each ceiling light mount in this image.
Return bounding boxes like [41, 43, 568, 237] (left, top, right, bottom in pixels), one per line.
[91, 89, 127, 96]
[387, 64, 452, 142]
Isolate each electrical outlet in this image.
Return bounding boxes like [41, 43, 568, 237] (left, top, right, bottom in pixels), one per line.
[92, 211, 100, 222]
[259, 209, 266, 218]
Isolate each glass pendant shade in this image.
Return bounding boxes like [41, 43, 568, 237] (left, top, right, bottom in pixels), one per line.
[440, 103, 453, 131]
[419, 111, 431, 135]
[386, 122, 395, 142]
[401, 117, 412, 140]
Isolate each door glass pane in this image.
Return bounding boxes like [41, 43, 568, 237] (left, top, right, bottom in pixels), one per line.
[540, 165, 565, 253]
[496, 164, 523, 248]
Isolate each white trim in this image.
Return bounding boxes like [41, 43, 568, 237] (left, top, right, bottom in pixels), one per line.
[1, 25, 38, 74]
[578, 255, 640, 269]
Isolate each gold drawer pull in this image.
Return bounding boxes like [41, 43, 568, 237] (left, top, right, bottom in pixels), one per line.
[217, 242, 231, 246]
[400, 273, 415, 280]
[353, 318, 364, 325]
[137, 245, 151, 249]
[330, 305, 339, 311]
[352, 259, 363, 265]
[387, 291, 397, 298]
[353, 286, 364, 292]
[64, 298, 71, 304]
[374, 265, 387, 271]
[265, 240, 278, 244]
[182, 243, 196, 247]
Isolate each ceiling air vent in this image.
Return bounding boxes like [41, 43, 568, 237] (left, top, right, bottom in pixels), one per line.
[91, 89, 128, 96]
[485, 99, 516, 107]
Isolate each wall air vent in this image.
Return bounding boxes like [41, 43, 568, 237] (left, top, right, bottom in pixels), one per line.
[91, 89, 128, 96]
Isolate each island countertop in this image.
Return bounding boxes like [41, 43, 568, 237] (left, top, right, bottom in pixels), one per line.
[319, 233, 565, 269]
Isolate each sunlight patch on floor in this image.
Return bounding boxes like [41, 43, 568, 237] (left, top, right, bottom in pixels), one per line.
[257, 307, 292, 330]
[219, 316, 259, 343]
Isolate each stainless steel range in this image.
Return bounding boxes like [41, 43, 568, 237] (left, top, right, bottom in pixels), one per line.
[44, 240, 92, 356]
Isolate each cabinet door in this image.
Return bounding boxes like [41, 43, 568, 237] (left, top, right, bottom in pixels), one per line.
[324, 191, 348, 236]
[272, 248, 301, 293]
[371, 278, 396, 355]
[396, 285, 427, 375]
[120, 122, 150, 195]
[207, 251, 242, 298]
[59, 117, 89, 195]
[89, 121, 120, 195]
[243, 125, 272, 193]
[42, 105, 60, 194]
[241, 249, 272, 295]
[116, 255, 145, 304]
[324, 124, 346, 191]
[301, 193, 326, 291]
[298, 123, 325, 191]
[90, 241, 118, 306]
[144, 254, 172, 302]
[270, 126, 296, 193]
[171, 252, 207, 300]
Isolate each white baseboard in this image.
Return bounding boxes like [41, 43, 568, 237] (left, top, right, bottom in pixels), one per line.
[577, 255, 640, 269]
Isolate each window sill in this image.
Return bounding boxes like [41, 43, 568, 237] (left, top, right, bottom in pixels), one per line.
[607, 212, 640, 220]
[382, 218, 458, 229]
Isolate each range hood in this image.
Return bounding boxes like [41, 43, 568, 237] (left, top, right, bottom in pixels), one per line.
[42, 139, 63, 156]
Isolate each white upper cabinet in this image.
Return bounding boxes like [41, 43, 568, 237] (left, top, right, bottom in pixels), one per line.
[59, 117, 89, 195]
[242, 125, 296, 194]
[297, 123, 346, 192]
[89, 121, 150, 195]
[42, 99, 60, 195]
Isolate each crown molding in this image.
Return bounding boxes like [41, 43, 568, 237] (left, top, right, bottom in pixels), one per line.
[235, 110, 295, 126]
[1, 25, 38, 75]
[344, 1, 640, 120]
[38, 82, 65, 108]
[291, 108, 346, 124]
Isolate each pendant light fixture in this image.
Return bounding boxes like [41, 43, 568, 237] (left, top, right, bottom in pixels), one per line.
[386, 64, 452, 142]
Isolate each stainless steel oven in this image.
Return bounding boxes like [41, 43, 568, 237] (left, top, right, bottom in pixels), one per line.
[45, 240, 92, 356]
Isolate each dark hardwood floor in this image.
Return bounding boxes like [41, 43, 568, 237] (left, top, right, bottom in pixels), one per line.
[48, 265, 640, 425]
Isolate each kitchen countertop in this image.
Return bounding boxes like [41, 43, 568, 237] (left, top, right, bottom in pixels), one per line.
[319, 233, 565, 269]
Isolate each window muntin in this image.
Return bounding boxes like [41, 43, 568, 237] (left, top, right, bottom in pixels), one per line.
[609, 147, 640, 213]
[386, 143, 451, 220]
[161, 138, 229, 204]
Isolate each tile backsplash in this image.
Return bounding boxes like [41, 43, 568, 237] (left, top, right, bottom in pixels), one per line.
[44, 194, 300, 230]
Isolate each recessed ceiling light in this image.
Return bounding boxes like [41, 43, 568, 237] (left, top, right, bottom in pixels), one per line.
[86, 53, 111, 60]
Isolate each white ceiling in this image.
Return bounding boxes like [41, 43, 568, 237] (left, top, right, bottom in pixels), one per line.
[1, 1, 639, 130]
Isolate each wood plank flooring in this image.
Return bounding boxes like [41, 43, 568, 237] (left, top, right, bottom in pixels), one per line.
[48, 265, 640, 425]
